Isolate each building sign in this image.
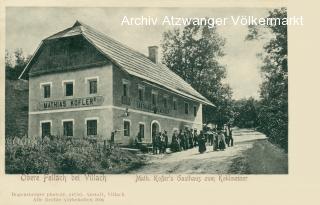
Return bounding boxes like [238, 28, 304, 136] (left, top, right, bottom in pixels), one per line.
[39, 96, 104, 110]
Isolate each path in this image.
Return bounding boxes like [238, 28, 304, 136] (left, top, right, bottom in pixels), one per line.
[130, 128, 268, 174]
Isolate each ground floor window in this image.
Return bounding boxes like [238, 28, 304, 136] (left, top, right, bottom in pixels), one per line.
[139, 123, 145, 138]
[87, 120, 97, 136]
[41, 122, 51, 137]
[124, 120, 130, 137]
[63, 121, 73, 136]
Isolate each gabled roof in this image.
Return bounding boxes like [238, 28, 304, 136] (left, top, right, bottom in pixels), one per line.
[20, 21, 214, 106]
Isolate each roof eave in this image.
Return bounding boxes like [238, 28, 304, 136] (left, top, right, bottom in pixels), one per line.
[18, 41, 44, 80]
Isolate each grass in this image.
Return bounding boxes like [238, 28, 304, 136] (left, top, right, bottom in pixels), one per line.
[229, 139, 288, 174]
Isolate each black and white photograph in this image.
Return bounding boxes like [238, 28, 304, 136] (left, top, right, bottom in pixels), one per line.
[5, 7, 288, 175]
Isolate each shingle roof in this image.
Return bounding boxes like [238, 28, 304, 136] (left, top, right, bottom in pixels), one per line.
[20, 21, 214, 106]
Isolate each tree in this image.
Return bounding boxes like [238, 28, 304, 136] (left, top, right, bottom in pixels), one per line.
[161, 21, 233, 127]
[5, 49, 31, 80]
[247, 8, 288, 151]
[233, 98, 259, 128]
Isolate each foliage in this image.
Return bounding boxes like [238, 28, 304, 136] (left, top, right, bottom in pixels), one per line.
[161, 20, 233, 127]
[233, 98, 260, 128]
[246, 8, 288, 151]
[5, 49, 31, 80]
[5, 136, 145, 174]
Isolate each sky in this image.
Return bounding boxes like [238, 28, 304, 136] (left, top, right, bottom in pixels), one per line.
[6, 7, 273, 100]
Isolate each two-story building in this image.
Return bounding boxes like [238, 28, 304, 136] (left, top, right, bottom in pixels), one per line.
[19, 21, 214, 145]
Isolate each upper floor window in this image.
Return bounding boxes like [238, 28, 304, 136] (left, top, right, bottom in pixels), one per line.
[138, 85, 145, 102]
[173, 98, 177, 110]
[122, 79, 130, 97]
[163, 95, 168, 109]
[63, 80, 74, 97]
[90, 80, 97, 94]
[86, 77, 98, 94]
[43, 85, 51, 98]
[184, 102, 189, 114]
[41, 82, 52, 99]
[152, 90, 158, 106]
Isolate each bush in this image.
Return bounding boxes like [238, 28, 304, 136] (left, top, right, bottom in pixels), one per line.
[58, 151, 94, 173]
[5, 136, 145, 174]
[6, 145, 50, 174]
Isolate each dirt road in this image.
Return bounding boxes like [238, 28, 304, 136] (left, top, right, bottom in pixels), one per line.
[130, 128, 287, 174]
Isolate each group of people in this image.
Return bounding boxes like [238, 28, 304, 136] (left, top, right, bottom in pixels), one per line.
[151, 131, 169, 154]
[170, 128, 199, 153]
[205, 124, 234, 153]
[134, 123, 234, 155]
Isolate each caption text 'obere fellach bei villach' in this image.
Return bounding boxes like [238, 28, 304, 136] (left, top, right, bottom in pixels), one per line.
[121, 15, 304, 28]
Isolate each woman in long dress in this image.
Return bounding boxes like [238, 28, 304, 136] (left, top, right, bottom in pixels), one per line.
[198, 131, 206, 154]
[217, 130, 226, 151]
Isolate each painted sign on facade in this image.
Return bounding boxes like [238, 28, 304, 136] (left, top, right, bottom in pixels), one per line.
[39, 96, 104, 110]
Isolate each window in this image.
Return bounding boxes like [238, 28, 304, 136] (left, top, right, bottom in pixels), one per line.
[152, 91, 158, 106]
[41, 122, 51, 137]
[139, 123, 145, 138]
[185, 102, 189, 114]
[193, 106, 197, 117]
[65, 82, 73, 96]
[124, 120, 130, 137]
[122, 79, 130, 97]
[89, 79, 97, 94]
[63, 121, 73, 136]
[138, 87, 144, 101]
[163, 96, 168, 108]
[87, 120, 97, 136]
[173, 99, 177, 110]
[41, 82, 52, 98]
[123, 83, 128, 97]
[43, 84, 51, 98]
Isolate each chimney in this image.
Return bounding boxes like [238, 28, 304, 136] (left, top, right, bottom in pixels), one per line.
[148, 46, 159, 64]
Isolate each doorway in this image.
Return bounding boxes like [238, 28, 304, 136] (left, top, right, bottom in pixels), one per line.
[151, 120, 161, 142]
